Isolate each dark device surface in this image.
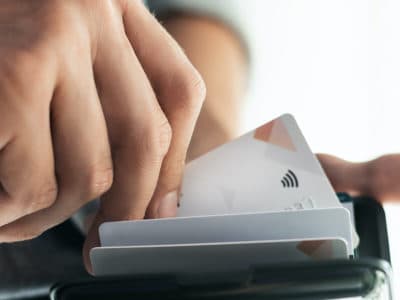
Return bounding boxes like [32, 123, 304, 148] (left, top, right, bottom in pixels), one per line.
[0, 221, 89, 300]
[50, 259, 392, 300]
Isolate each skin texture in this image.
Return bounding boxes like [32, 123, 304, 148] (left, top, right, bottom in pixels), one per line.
[0, 0, 206, 272]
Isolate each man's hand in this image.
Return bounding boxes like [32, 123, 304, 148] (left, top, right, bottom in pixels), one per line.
[0, 0, 205, 272]
[318, 153, 400, 203]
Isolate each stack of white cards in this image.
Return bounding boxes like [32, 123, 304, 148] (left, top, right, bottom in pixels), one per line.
[91, 114, 359, 277]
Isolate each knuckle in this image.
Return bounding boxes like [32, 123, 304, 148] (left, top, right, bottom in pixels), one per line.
[172, 65, 206, 112]
[82, 163, 114, 200]
[30, 180, 58, 211]
[14, 179, 58, 215]
[0, 47, 41, 84]
[144, 117, 173, 160]
[0, 48, 55, 102]
[8, 47, 38, 67]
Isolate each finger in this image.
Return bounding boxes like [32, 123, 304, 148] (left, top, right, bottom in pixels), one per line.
[0, 102, 13, 206]
[0, 87, 56, 230]
[0, 126, 56, 230]
[0, 58, 112, 242]
[84, 22, 171, 271]
[0, 102, 13, 150]
[317, 154, 354, 192]
[318, 153, 371, 197]
[123, 1, 206, 218]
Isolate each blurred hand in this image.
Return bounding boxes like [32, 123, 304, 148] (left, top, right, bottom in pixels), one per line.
[318, 153, 400, 203]
[0, 0, 205, 272]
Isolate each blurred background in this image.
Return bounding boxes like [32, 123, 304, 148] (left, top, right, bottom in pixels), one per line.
[240, 0, 400, 294]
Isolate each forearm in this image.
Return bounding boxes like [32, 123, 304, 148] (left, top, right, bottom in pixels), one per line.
[162, 14, 248, 160]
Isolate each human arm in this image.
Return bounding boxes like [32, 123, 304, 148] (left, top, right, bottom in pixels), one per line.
[318, 153, 400, 203]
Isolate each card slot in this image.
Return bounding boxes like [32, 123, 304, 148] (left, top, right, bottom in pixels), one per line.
[96, 237, 347, 249]
[99, 208, 353, 254]
[91, 238, 349, 277]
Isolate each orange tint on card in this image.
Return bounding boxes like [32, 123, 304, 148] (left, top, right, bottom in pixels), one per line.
[297, 240, 325, 256]
[254, 120, 274, 141]
[254, 119, 296, 151]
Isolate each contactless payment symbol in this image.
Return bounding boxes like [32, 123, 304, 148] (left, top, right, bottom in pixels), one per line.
[281, 169, 299, 188]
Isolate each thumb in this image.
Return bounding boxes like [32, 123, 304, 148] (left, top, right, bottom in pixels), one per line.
[317, 153, 369, 196]
[82, 212, 104, 274]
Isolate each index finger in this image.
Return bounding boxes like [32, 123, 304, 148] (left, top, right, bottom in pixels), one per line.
[122, 1, 206, 217]
[83, 17, 172, 272]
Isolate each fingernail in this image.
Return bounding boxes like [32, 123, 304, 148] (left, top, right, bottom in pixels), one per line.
[158, 191, 178, 218]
